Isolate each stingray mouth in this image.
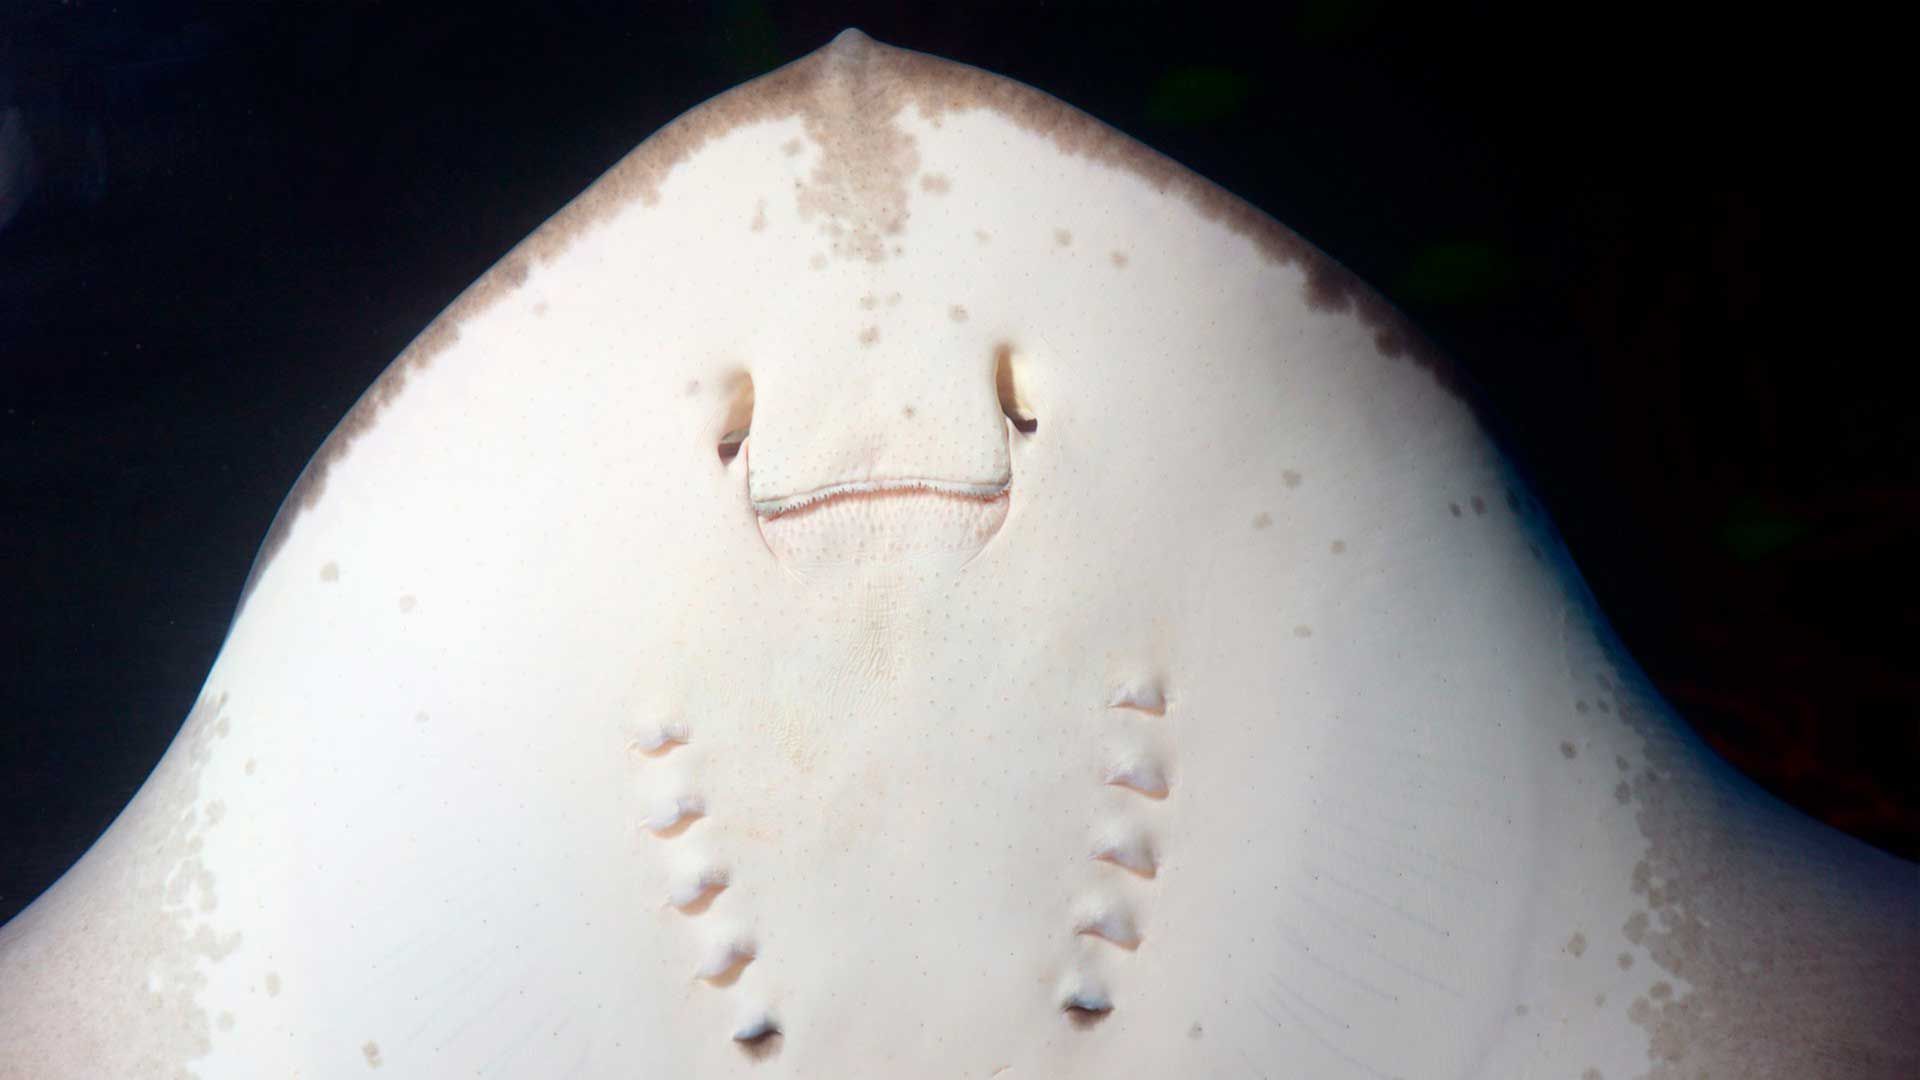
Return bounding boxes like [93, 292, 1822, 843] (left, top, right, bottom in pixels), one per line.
[752, 477, 1011, 568]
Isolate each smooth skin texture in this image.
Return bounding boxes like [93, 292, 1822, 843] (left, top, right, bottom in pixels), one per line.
[1, 30, 1914, 1079]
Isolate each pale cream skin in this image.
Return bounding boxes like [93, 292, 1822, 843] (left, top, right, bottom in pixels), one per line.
[1, 30, 1913, 1080]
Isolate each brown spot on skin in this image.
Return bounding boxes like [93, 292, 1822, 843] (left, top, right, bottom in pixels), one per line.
[398, 595, 417, 613]
[531, 300, 547, 317]
[902, 405, 916, 419]
[949, 304, 969, 322]
[1471, 495, 1486, 515]
[1584, 1070, 1603, 1080]
[858, 326, 879, 346]
[1595, 993, 1607, 1008]
[244, 758, 256, 775]
[1618, 952, 1635, 970]
[886, 291, 900, 306]
[781, 138, 803, 156]
[1596, 699, 1611, 714]
[1614, 781, 1632, 804]
[808, 253, 828, 270]
[1567, 932, 1588, 957]
[859, 293, 879, 309]
[1054, 228, 1072, 246]
[1624, 911, 1649, 945]
[750, 200, 767, 232]
[236, 30, 1459, 611]
[1282, 469, 1302, 488]
[1449, 502, 1462, 517]
[266, 972, 281, 997]
[1330, 539, 1346, 554]
[974, 228, 991, 244]
[1293, 625, 1313, 638]
[920, 172, 950, 193]
[363, 1041, 382, 1068]
[1561, 740, 1578, 759]
[320, 561, 339, 582]
[1650, 981, 1673, 1001]
[215, 715, 229, 738]
[1110, 250, 1128, 267]
[1252, 512, 1272, 530]
[1188, 1023, 1203, 1039]
[686, 379, 701, 395]
[1514, 1004, 1529, 1016]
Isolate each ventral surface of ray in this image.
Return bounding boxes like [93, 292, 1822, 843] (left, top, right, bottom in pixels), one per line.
[1, 28, 1914, 1080]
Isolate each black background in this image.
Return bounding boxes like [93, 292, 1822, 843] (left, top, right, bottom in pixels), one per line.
[1, 2, 1913, 924]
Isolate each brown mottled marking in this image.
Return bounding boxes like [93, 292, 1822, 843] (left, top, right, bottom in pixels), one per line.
[902, 404, 916, 419]
[1583, 1069, 1603, 1080]
[1054, 227, 1072, 246]
[320, 561, 339, 582]
[531, 300, 547, 316]
[1110, 250, 1128, 267]
[1330, 539, 1346, 554]
[781, 137, 802, 155]
[1560, 740, 1578, 759]
[1293, 625, 1313, 638]
[974, 228, 991, 244]
[1251, 512, 1272, 530]
[1449, 502, 1462, 517]
[858, 326, 879, 346]
[1615, 754, 1629, 771]
[949, 304, 969, 322]
[1282, 469, 1302, 488]
[236, 30, 1456, 610]
[859, 293, 879, 309]
[1566, 931, 1588, 957]
[919, 172, 950, 193]
[1618, 952, 1634, 970]
[1514, 1003, 1529, 1017]
[363, 1041, 382, 1068]
[1650, 981, 1673, 1001]
[1614, 781, 1631, 804]
[750, 199, 767, 231]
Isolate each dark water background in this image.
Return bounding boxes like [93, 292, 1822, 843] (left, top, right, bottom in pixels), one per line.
[1, 1, 1912, 923]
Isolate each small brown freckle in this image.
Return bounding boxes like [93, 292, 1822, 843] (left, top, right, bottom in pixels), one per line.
[975, 229, 991, 244]
[266, 972, 281, 996]
[1330, 540, 1346, 554]
[1252, 512, 1272, 530]
[1514, 1004, 1529, 1017]
[781, 138, 802, 156]
[920, 173, 951, 193]
[949, 304, 969, 322]
[1449, 502, 1462, 517]
[1618, 952, 1634, 970]
[1471, 495, 1486, 515]
[320, 561, 339, 582]
[1293, 625, 1313, 638]
[685, 379, 701, 396]
[1566, 932, 1588, 957]
[215, 715, 230, 737]
[1650, 981, 1672, 1000]
[398, 594, 417, 613]
[1187, 1023, 1203, 1039]
[858, 326, 879, 346]
[1584, 1070, 1604, 1080]
[902, 405, 916, 419]
[1054, 228, 1072, 246]
[1627, 997, 1652, 1024]
[363, 1041, 382, 1068]
[1560, 740, 1577, 759]
[1282, 469, 1302, 488]
[1595, 993, 1607, 1008]
[244, 758, 256, 775]
[531, 301, 548, 317]
[1623, 911, 1649, 944]
[749, 201, 766, 232]
[886, 292, 900, 306]
[1110, 251, 1129, 267]
[808, 253, 827, 270]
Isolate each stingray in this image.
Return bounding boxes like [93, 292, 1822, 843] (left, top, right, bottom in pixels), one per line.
[1, 29, 1913, 1080]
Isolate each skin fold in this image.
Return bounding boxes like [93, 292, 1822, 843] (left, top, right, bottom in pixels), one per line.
[1, 29, 1914, 1080]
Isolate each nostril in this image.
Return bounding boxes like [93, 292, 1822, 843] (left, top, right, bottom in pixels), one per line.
[717, 372, 754, 465]
[995, 343, 1037, 435]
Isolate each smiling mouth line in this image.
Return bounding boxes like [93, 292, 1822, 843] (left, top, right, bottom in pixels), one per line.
[752, 477, 1012, 519]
